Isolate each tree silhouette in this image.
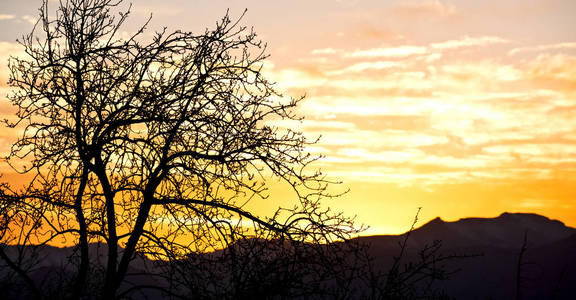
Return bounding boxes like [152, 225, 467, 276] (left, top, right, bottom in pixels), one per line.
[0, 0, 356, 298]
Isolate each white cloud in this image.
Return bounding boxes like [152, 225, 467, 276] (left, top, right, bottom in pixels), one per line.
[509, 42, 576, 56]
[327, 61, 403, 75]
[311, 48, 338, 55]
[430, 36, 509, 50]
[345, 46, 428, 58]
[319, 36, 509, 62]
[21, 15, 37, 25]
[0, 14, 16, 20]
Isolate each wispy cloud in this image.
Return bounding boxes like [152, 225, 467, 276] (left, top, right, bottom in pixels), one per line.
[312, 36, 510, 62]
[345, 45, 428, 58]
[311, 48, 339, 55]
[271, 33, 576, 189]
[1, 0, 575, 230]
[509, 42, 576, 56]
[430, 36, 510, 50]
[0, 42, 24, 87]
[20, 15, 37, 25]
[327, 61, 403, 75]
[527, 53, 576, 83]
[0, 14, 16, 20]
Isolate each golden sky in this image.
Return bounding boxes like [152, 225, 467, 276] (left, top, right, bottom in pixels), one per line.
[1, 0, 575, 234]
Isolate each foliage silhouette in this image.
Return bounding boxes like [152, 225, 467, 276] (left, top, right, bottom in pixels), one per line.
[0, 0, 358, 298]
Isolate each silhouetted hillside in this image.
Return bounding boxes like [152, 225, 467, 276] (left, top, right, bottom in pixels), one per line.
[356, 212, 576, 299]
[1, 212, 575, 299]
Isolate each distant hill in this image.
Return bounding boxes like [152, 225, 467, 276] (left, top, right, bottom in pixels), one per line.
[1, 212, 575, 299]
[356, 212, 576, 299]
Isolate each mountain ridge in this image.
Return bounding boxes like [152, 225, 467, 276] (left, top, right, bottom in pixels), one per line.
[357, 212, 575, 250]
[354, 212, 576, 299]
[1, 212, 575, 299]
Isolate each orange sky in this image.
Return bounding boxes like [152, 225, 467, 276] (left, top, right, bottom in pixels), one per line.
[1, 0, 575, 234]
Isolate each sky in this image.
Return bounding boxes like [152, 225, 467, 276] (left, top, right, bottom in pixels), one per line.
[1, 0, 575, 234]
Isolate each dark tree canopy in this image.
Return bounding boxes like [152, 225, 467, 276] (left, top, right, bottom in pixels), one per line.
[0, 0, 357, 298]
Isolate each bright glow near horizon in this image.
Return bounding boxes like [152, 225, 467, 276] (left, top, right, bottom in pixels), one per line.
[1, 0, 575, 234]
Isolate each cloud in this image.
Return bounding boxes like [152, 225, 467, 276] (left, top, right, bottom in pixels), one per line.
[272, 68, 432, 92]
[311, 48, 338, 55]
[302, 120, 355, 132]
[274, 40, 576, 186]
[430, 36, 510, 50]
[20, 15, 37, 25]
[314, 114, 430, 131]
[0, 42, 25, 88]
[419, 134, 482, 158]
[440, 62, 522, 83]
[0, 14, 16, 20]
[526, 53, 576, 83]
[345, 46, 428, 58]
[304, 123, 447, 153]
[311, 36, 510, 63]
[326, 61, 403, 75]
[519, 199, 546, 208]
[508, 42, 576, 56]
[483, 143, 576, 160]
[352, 26, 403, 41]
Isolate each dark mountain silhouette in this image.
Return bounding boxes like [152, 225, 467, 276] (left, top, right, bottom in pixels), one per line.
[357, 212, 576, 299]
[361, 212, 574, 249]
[1, 212, 575, 299]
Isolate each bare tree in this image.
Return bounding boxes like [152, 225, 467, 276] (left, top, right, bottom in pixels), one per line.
[0, 0, 356, 298]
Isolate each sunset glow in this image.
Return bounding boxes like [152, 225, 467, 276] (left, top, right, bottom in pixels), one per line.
[1, 0, 575, 234]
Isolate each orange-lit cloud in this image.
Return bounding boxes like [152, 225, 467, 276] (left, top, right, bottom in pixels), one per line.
[509, 42, 576, 56]
[0, 14, 16, 20]
[261, 24, 576, 230]
[345, 46, 428, 58]
[430, 36, 509, 50]
[1, 0, 575, 233]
